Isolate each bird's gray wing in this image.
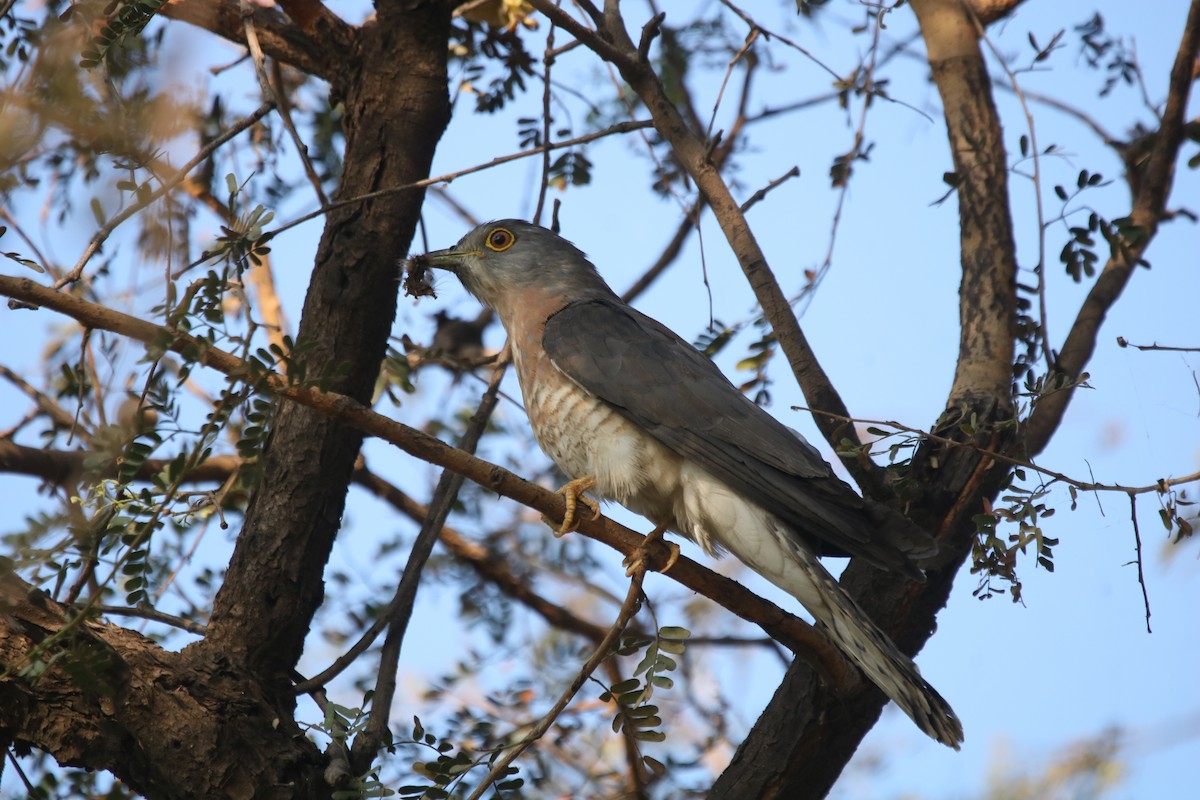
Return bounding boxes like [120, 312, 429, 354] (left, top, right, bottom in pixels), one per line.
[543, 298, 927, 572]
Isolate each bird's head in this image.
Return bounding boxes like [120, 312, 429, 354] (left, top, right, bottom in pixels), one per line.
[414, 220, 614, 312]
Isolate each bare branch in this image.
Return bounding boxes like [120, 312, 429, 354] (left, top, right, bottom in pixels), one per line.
[912, 0, 1018, 408]
[0, 365, 78, 432]
[1117, 338, 1200, 352]
[91, 604, 207, 635]
[241, 8, 329, 206]
[1128, 494, 1152, 633]
[351, 464, 612, 643]
[740, 166, 801, 214]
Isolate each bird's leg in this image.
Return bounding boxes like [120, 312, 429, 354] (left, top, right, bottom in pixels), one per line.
[544, 475, 601, 536]
[623, 523, 681, 577]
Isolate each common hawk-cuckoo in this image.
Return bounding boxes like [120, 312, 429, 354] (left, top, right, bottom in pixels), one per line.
[413, 219, 963, 748]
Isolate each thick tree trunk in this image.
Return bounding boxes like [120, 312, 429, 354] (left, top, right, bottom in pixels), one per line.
[201, 2, 452, 691]
[0, 5, 451, 798]
[710, 2, 1019, 796]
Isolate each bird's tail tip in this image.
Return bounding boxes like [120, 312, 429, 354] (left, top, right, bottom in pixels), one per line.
[916, 695, 964, 749]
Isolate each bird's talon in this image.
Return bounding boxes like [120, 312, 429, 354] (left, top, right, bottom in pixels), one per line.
[623, 541, 680, 576]
[623, 526, 678, 575]
[659, 541, 681, 573]
[548, 475, 600, 536]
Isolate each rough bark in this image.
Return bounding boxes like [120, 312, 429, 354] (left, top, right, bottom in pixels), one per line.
[162, 0, 353, 81]
[0, 572, 326, 799]
[0, 3, 452, 797]
[200, 5, 451, 688]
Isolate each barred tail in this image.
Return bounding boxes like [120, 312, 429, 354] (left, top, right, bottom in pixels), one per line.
[800, 551, 964, 748]
[730, 523, 964, 748]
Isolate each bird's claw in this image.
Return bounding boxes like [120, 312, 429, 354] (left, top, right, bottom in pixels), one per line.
[544, 475, 601, 536]
[623, 525, 680, 576]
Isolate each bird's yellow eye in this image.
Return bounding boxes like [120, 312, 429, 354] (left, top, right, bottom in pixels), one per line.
[485, 227, 516, 252]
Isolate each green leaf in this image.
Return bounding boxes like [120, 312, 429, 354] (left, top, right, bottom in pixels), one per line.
[642, 755, 666, 776]
[90, 197, 106, 226]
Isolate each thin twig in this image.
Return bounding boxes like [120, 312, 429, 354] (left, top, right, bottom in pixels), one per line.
[1117, 338, 1200, 353]
[353, 463, 615, 643]
[60, 102, 275, 287]
[295, 352, 512, 698]
[620, 203, 704, 303]
[265, 119, 655, 241]
[0, 364, 79, 431]
[1128, 494, 1152, 633]
[803, 406, 1200, 496]
[976, 11, 1054, 371]
[739, 166, 800, 214]
[705, 29, 759, 143]
[533, 10, 556, 226]
[349, 349, 513, 772]
[794, 6, 888, 312]
[998, 84, 1119, 148]
[463, 566, 647, 800]
[716, 0, 842, 82]
[240, 1, 328, 206]
[91, 604, 208, 635]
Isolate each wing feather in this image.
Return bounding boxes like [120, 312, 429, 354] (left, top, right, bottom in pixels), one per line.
[543, 298, 923, 571]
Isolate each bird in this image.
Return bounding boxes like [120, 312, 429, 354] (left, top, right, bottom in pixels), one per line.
[413, 219, 963, 748]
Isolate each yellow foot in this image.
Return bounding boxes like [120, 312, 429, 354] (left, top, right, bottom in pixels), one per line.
[623, 524, 681, 576]
[543, 475, 601, 537]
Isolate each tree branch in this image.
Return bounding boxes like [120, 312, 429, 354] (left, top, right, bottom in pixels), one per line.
[161, 0, 353, 81]
[0, 437, 618, 653]
[0, 570, 327, 798]
[968, 0, 1029, 26]
[914, 0, 1018, 409]
[349, 353, 510, 773]
[351, 463, 612, 644]
[1023, 0, 1200, 456]
[525, 0, 883, 497]
[0, 273, 855, 689]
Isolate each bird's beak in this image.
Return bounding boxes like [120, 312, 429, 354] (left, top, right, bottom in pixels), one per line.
[417, 247, 480, 273]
